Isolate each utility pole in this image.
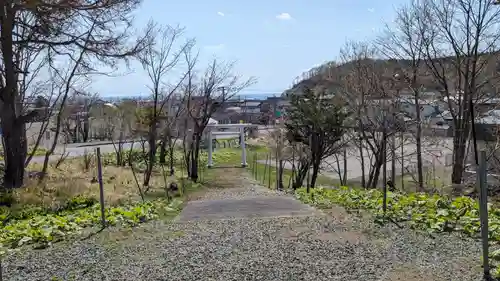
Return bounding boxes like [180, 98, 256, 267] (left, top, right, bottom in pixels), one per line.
[216, 86, 227, 123]
[218, 86, 227, 99]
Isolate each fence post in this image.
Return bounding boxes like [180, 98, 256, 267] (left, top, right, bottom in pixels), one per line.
[268, 153, 272, 189]
[479, 150, 490, 278]
[251, 153, 255, 175]
[263, 154, 269, 185]
[96, 147, 106, 228]
[254, 153, 257, 177]
[289, 148, 295, 190]
[254, 152, 259, 179]
[252, 153, 255, 176]
[306, 167, 311, 193]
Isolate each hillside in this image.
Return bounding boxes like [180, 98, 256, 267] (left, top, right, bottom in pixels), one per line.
[285, 54, 500, 97]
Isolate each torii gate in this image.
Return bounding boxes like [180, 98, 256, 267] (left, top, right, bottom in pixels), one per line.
[206, 123, 257, 168]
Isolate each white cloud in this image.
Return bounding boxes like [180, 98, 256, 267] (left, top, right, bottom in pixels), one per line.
[204, 44, 225, 51]
[276, 12, 292, 20]
[217, 11, 225, 17]
[367, 8, 375, 13]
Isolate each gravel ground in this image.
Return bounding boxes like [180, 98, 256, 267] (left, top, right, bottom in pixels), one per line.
[3, 214, 483, 281]
[3, 170, 485, 281]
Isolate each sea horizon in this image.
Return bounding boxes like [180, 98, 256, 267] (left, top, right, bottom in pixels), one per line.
[100, 92, 282, 101]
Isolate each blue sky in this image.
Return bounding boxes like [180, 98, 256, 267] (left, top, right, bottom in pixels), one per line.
[94, 0, 408, 98]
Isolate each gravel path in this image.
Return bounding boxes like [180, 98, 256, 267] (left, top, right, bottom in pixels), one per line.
[3, 169, 484, 281]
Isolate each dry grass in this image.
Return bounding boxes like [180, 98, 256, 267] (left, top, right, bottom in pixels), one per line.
[10, 158, 179, 210]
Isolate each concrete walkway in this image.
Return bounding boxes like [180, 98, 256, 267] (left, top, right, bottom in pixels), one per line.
[178, 196, 318, 221]
[178, 169, 319, 222]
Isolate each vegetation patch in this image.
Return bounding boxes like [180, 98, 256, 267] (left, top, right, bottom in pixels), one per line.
[0, 197, 184, 254]
[295, 186, 500, 276]
[0, 146, 48, 161]
[0, 147, 241, 257]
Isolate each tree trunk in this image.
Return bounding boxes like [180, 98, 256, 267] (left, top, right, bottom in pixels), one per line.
[369, 149, 383, 189]
[391, 135, 396, 183]
[310, 158, 321, 188]
[359, 139, 366, 188]
[277, 159, 284, 190]
[292, 159, 310, 190]
[168, 138, 175, 176]
[342, 148, 347, 186]
[334, 153, 343, 184]
[451, 136, 467, 184]
[115, 144, 123, 166]
[190, 133, 201, 182]
[82, 120, 89, 142]
[414, 95, 424, 192]
[143, 129, 157, 187]
[1, 116, 27, 189]
[370, 163, 382, 189]
[185, 149, 192, 178]
[159, 139, 167, 164]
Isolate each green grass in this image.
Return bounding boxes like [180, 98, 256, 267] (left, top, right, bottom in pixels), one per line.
[241, 144, 338, 190]
[247, 161, 334, 190]
[0, 146, 48, 160]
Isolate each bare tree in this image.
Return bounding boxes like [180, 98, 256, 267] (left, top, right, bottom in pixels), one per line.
[105, 99, 136, 166]
[137, 21, 195, 187]
[40, 22, 102, 180]
[185, 59, 255, 182]
[0, 0, 148, 188]
[376, 2, 428, 191]
[159, 93, 186, 175]
[339, 41, 393, 189]
[417, 0, 500, 185]
[331, 147, 349, 186]
[267, 124, 287, 190]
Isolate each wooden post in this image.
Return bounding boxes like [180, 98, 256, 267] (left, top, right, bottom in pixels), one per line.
[263, 153, 269, 185]
[306, 137, 311, 192]
[289, 147, 295, 189]
[382, 146, 388, 215]
[479, 150, 490, 278]
[275, 138, 279, 190]
[96, 147, 106, 228]
[252, 153, 256, 176]
[400, 131, 404, 191]
[268, 153, 272, 189]
[207, 130, 213, 168]
[254, 152, 258, 179]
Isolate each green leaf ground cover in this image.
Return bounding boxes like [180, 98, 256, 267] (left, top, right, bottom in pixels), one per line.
[0, 197, 183, 254]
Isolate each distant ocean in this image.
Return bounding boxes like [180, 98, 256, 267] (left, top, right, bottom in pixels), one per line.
[102, 92, 281, 102]
[234, 93, 281, 100]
